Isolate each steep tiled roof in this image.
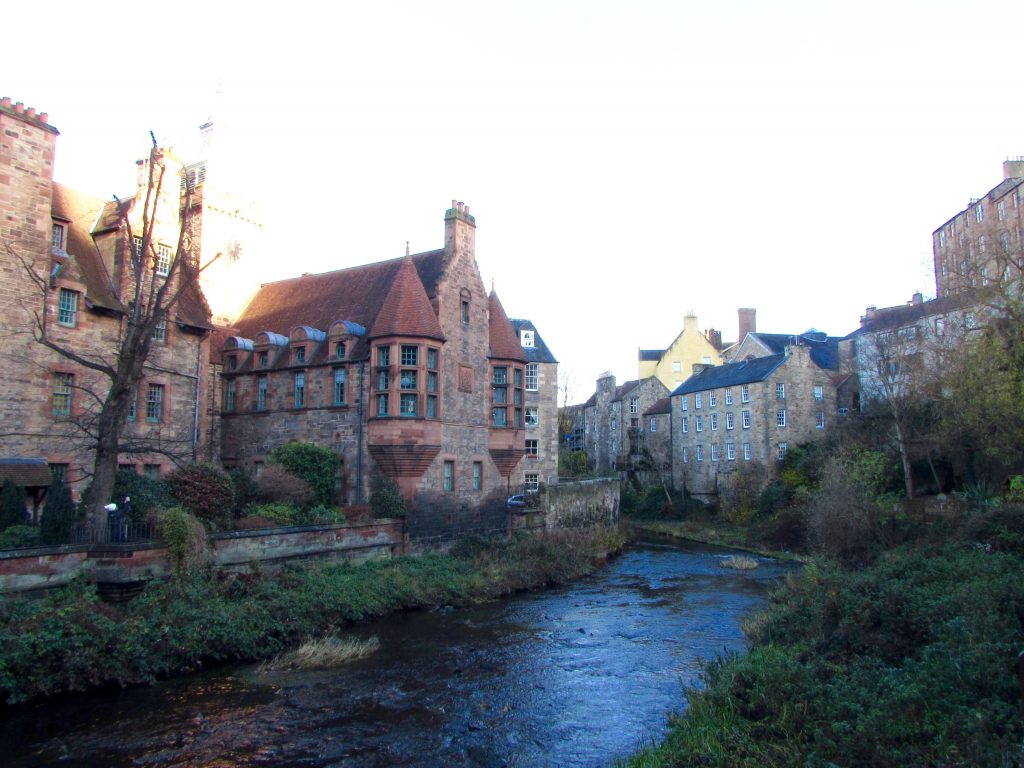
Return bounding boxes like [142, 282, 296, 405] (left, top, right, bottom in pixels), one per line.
[672, 354, 786, 396]
[488, 291, 526, 362]
[370, 256, 445, 341]
[510, 319, 558, 364]
[232, 249, 449, 361]
[51, 183, 122, 312]
[844, 293, 974, 339]
[0, 457, 52, 487]
[644, 397, 672, 416]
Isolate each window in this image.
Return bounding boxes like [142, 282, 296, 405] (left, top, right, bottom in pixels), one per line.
[400, 393, 417, 416]
[520, 329, 535, 347]
[682, 447, 689, 463]
[525, 473, 539, 492]
[400, 370, 417, 390]
[975, 203, 984, 223]
[428, 348, 438, 369]
[695, 445, 704, 462]
[461, 300, 470, 324]
[146, 384, 164, 422]
[695, 415, 703, 432]
[711, 444, 719, 462]
[743, 443, 751, 461]
[377, 394, 389, 416]
[816, 410, 825, 429]
[629, 397, 639, 414]
[427, 371, 438, 393]
[695, 393, 702, 409]
[225, 380, 236, 412]
[294, 372, 305, 408]
[726, 412, 734, 430]
[523, 362, 540, 391]
[377, 346, 390, 366]
[493, 407, 507, 427]
[143, 464, 161, 481]
[526, 439, 539, 457]
[51, 222, 66, 250]
[444, 461, 454, 491]
[427, 395, 437, 418]
[473, 462, 482, 491]
[525, 407, 539, 426]
[672, 361, 681, 373]
[710, 413, 718, 431]
[681, 417, 688, 433]
[813, 385, 823, 401]
[777, 442, 788, 461]
[227, 355, 237, 372]
[493, 385, 507, 404]
[52, 372, 73, 416]
[378, 369, 390, 390]
[57, 289, 78, 327]
[741, 385, 749, 403]
[650, 417, 657, 432]
[127, 389, 137, 421]
[726, 442, 736, 461]
[335, 341, 346, 360]
[50, 463, 69, 482]
[935, 318, 945, 336]
[742, 410, 751, 429]
[257, 376, 267, 411]
[709, 392, 717, 407]
[777, 409, 786, 427]
[333, 368, 346, 405]
[725, 389, 733, 405]
[258, 351, 268, 368]
[493, 366, 507, 385]
[293, 346, 305, 364]
[999, 200, 1006, 221]
[401, 345, 418, 366]
[153, 317, 167, 344]
[681, 396, 688, 412]
[155, 244, 171, 276]
[776, 382, 785, 399]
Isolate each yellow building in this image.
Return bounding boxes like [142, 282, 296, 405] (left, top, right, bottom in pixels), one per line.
[638, 312, 723, 391]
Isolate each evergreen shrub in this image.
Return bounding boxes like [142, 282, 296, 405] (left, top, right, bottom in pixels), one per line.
[267, 442, 337, 506]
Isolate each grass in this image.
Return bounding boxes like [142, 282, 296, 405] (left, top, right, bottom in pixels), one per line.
[258, 635, 380, 672]
[719, 555, 759, 570]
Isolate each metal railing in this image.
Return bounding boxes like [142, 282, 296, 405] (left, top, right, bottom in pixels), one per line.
[68, 518, 162, 546]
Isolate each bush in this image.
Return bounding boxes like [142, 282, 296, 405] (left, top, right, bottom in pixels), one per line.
[748, 507, 808, 552]
[227, 467, 258, 516]
[151, 507, 209, 575]
[256, 464, 314, 508]
[244, 503, 296, 526]
[0, 524, 40, 550]
[267, 442, 337, 506]
[369, 480, 405, 518]
[112, 470, 174, 519]
[166, 464, 235, 529]
[0, 480, 27, 530]
[559, 450, 589, 478]
[39, 475, 76, 545]
[807, 453, 884, 564]
[757, 481, 792, 517]
[291, 504, 345, 526]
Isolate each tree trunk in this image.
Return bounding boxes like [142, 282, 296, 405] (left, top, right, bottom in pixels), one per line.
[893, 418, 915, 500]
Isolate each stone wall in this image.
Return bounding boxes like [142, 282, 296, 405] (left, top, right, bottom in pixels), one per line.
[541, 478, 619, 529]
[0, 519, 404, 594]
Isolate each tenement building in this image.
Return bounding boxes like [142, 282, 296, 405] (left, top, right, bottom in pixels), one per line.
[510, 319, 559, 493]
[932, 159, 1024, 297]
[0, 98, 215, 501]
[578, 374, 670, 473]
[219, 202, 556, 539]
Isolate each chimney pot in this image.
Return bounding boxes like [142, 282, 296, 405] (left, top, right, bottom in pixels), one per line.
[1, 97, 10, 108]
[26, 107, 35, 118]
[39, 112, 48, 124]
[911, 291, 923, 306]
[14, 102, 24, 113]
[451, 199, 458, 209]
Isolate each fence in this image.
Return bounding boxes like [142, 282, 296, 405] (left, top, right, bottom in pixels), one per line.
[68, 518, 162, 546]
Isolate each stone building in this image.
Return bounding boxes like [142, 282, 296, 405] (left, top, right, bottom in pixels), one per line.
[0, 98, 214, 500]
[638, 311, 723, 391]
[219, 202, 555, 540]
[510, 319, 559, 492]
[671, 341, 840, 501]
[579, 374, 670, 473]
[932, 159, 1024, 298]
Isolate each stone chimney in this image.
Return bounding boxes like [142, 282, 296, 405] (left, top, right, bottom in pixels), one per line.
[705, 328, 722, 350]
[1004, 157, 1024, 180]
[860, 305, 878, 327]
[910, 291, 923, 306]
[444, 199, 476, 264]
[738, 308, 756, 342]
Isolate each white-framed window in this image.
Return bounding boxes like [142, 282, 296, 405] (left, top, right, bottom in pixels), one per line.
[682, 447, 689, 463]
[51, 222, 66, 250]
[153, 317, 167, 344]
[711, 444, 719, 462]
[743, 442, 751, 461]
[776, 382, 785, 399]
[526, 438, 539, 457]
[146, 383, 164, 422]
[695, 415, 703, 432]
[672, 361, 681, 373]
[777, 409, 786, 427]
[816, 411, 825, 429]
[777, 442, 788, 461]
[709, 392, 717, 407]
[525, 363, 539, 391]
[650, 417, 657, 432]
[938, 230, 946, 247]
[681, 396, 688, 412]
[681, 417, 688, 433]
[525, 473, 540, 492]
[935, 318, 945, 336]
[630, 397, 639, 414]
[999, 200, 1006, 221]
[155, 244, 172, 276]
[710, 413, 718, 431]
[725, 389, 733, 405]
[695, 393, 702, 409]
[611, 417, 617, 431]
[257, 376, 267, 411]
[520, 329, 535, 348]
[814, 385, 823, 401]
[726, 412, 735, 430]
[975, 203, 984, 223]
[58, 288, 79, 327]
[741, 385, 750, 403]
[225, 380, 236, 412]
[334, 368, 346, 405]
[525, 407, 539, 426]
[444, 460, 454, 491]
[52, 372, 73, 416]
[742, 410, 751, 429]
[695, 445, 704, 462]
[727, 442, 735, 461]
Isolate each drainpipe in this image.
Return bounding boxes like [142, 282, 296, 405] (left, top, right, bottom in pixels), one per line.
[356, 360, 365, 503]
[192, 338, 203, 461]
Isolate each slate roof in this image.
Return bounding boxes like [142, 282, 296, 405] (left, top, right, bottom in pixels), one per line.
[844, 293, 975, 339]
[672, 354, 786, 396]
[644, 397, 672, 416]
[488, 291, 526, 362]
[742, 331, 842, 370]
[509, 319, 558, 364]
[0, 458, 53, 488]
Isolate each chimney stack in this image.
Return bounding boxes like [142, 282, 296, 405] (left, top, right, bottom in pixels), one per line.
[1004, 157, 1024, 180]
[738, 308, 756, 343]
[910, 291, 923, 306]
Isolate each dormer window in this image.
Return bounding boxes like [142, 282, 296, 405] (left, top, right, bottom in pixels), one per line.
[520, 329, 535, 348]
[293, 346, 305, 364]
[334, 341, 346, 360]
[51, 222, 66, 250]
[258, 351, 268, 368]
[227, 355, 238, 372]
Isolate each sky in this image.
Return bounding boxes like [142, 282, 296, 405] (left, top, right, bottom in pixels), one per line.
[7, 0, 1024, 404]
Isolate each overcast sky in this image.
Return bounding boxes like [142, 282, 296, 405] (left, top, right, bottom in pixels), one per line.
[7, 1, 1023, 403]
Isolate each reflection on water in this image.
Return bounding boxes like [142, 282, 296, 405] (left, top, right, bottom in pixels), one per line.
[1, 540, 794, 767]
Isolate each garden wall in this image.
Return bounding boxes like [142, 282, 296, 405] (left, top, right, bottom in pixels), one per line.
[542, 479, 620, 529]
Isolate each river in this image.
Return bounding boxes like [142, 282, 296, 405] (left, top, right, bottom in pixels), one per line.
[2, 539, 794, 767]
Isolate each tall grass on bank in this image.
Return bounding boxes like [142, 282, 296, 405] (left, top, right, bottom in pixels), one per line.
[0, 525, 628, 705]
[626, 539, 1024, 767]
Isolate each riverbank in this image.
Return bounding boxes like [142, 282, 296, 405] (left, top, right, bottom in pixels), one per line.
[0, 524, 629, 706]
[627, 517, 805, 561]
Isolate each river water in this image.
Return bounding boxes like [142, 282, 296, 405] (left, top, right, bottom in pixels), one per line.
[3, 540, 794, 767]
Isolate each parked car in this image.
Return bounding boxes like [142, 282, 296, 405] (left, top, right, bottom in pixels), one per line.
[506, 494, 527, 508]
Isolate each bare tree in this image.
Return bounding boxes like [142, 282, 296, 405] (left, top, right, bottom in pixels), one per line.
[11, 140, 228, 520]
